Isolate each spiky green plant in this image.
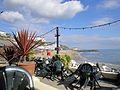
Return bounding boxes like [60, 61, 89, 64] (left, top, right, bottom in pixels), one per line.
[10, 30, 44, 62]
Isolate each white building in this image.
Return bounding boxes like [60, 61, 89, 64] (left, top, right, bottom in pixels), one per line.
[35, 37, 46, 42]
[37, 42, 57, 50]
[47, 43, 57, 50]
[73, 48, 79, 50]
[0, 31, 6, 36]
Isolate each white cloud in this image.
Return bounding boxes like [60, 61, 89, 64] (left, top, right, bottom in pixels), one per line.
[30, 18, 49, 24]
[3, 0, 86, 19]
[0, 11, 24, 23]
[92, 17, 112, 25]
[97, 0, 120, 9]
[10, 21, 49, 33]
[0, 0, 87, 34]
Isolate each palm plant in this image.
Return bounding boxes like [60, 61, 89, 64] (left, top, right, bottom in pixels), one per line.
[0, 46, 19, 65]
[10, 30, 44, 62]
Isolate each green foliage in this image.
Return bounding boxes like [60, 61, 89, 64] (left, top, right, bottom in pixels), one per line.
[6, 33, 11, 38]
[52, 54, 71, 68]
[27, 50, 34, 60]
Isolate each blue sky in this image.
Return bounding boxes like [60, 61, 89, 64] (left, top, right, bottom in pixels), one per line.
[0, 0, 120, 49]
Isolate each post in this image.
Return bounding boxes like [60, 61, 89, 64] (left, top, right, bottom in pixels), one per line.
[56, 27, 60, 54]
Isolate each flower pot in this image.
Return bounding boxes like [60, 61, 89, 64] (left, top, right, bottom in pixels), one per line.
[16, 61, 35, 76]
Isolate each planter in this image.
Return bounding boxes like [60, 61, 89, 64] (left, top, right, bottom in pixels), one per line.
[16, 61, 35, 76]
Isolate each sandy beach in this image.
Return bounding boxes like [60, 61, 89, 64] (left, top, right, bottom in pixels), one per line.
[34, 50, 120, 70]
[1, 49, 120, 69]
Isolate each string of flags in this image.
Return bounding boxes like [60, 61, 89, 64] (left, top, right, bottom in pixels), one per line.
[37, 19, 120, 37]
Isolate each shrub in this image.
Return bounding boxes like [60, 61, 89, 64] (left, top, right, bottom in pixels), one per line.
[27, 49, 35, 60]
[52, 54, 71, 68]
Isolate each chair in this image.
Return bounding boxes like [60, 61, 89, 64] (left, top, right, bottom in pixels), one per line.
[64, 63, 101, 90]
[51, 60, 64, 80]
[79, 63, 101, 90]
[0, 66, 34, 90]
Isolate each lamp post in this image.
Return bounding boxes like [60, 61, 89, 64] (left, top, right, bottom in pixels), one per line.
[55, 27, 60, 54]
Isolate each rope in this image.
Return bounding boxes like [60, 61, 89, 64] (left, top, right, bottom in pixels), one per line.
[59, 20, 120, 30]
[37, 27, 56, 37]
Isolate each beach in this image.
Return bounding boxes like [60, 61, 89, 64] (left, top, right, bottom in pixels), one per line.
[1, 49, 120, 70]
[34, 50, 120, 70]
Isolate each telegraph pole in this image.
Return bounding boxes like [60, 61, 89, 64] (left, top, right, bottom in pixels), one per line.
[55, 27, 60, 54]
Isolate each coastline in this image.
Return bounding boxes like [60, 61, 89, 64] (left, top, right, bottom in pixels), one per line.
[35, 49, 120, 68]
[53, 50, 120, 70]
[1, 49, 120, 69]
[77, 51, 120, 70]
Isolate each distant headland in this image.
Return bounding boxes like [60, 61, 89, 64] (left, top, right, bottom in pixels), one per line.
[73, 49, 99, 52]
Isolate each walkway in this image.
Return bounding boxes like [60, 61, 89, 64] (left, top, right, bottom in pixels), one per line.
[33, 76, 118, 90]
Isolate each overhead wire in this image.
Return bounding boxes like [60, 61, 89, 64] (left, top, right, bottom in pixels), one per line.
[36, 19, 120, 42]
[59, 19, 120, 30]
[37, 27, 56, 37]
[0, 18, 119, 38]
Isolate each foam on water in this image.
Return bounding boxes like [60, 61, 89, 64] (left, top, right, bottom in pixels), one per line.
[80, 49, 120, 65]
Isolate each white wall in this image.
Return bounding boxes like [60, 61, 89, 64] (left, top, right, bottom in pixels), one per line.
[0, 31, 6, 36]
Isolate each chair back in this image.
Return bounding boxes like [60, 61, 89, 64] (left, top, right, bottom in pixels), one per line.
[53, 60, 64, 72]
[79, 63, 93, 78]
[0, 66, 34, 90]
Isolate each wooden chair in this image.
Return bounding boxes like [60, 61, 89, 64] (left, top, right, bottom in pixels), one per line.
[79, 63, 101, 90]
[64, 63, 101, 90]
[51, 60, 64, 80]
[0, 66, 34, 90]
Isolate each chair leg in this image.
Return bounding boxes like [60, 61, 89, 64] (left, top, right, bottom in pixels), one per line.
[91, 74, 101, 89]
[81, 77, 90, 89]
[94, 78, 101, 88]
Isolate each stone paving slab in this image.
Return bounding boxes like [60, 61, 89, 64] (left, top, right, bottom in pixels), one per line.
[33, 76, 118, 90]
[33, 76, 59, 90]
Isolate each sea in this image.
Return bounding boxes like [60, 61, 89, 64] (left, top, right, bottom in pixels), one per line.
[80, 49, 120, 65]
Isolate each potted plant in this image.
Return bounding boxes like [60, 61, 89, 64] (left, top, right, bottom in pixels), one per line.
[10, 30, 44, 75]
[0, 46, 19, 65]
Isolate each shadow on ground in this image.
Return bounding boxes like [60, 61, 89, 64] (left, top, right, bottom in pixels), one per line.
[57, 80, 116, 90]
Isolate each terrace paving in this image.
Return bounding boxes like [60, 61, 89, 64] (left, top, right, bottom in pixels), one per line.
[33, 76, 119, 90]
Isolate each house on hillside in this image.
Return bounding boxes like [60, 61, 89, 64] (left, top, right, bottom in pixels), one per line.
[35, 37, 46, 42]
[37, 42, 68, 51]
[45, 42, 57, 50]
[0, 31, 6, 37]
[72, 48, 79, 50]
[36, 42, 57, 51]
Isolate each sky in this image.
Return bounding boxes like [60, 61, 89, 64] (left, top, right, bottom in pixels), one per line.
[0, 0, 120, 49]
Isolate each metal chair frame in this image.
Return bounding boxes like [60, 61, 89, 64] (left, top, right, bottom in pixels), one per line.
[64, 63, 101, 90]
[0, 66, 34, 90]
